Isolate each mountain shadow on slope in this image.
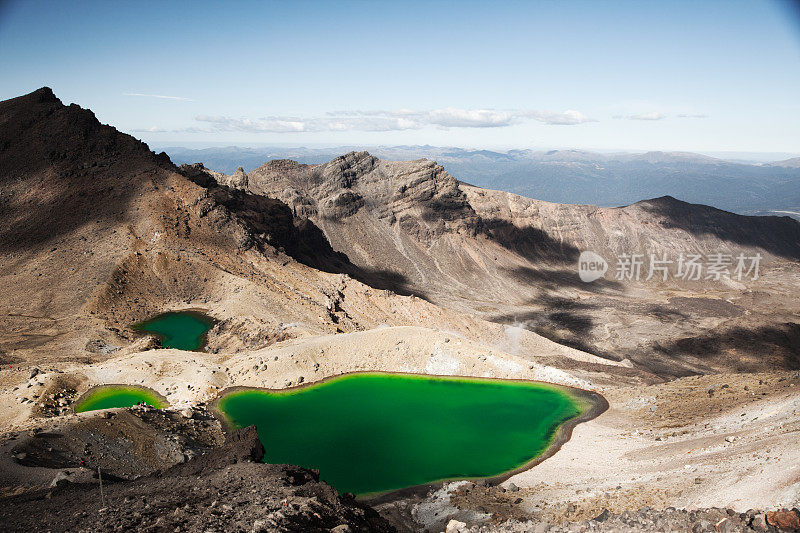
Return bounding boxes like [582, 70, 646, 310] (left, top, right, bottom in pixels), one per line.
[0, 87, 174, 251]
[178, 164, 422, 297]
[649, 322, 800, 373]
[479, 218, 583, 264]
[637, 196, 800, 259]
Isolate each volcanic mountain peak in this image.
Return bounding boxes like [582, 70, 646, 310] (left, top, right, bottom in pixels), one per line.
[0, 87, 170, 179]
[14, 85, 59, 104]
[319, 150, 379, 185]
[0, 87, 179, 255]
[241, 149, 474, 229]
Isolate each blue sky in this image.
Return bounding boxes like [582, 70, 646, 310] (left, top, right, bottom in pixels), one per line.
[1, 0, 799, 153]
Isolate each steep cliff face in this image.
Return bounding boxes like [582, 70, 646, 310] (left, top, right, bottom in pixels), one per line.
[247, 151, 479, 234]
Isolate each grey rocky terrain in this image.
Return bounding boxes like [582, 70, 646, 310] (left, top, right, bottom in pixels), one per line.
[0, 424, 392, 532]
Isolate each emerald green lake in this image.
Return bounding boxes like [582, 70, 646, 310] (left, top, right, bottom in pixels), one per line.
[74, 385, 167, 413]
[217, 373, 584, 496]
[133, 311, 215, 351]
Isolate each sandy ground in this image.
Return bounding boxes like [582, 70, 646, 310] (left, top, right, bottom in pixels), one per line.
[398, 371, 799, 530]
[0, 325, 618, 433]
[3, 326, 797, 531]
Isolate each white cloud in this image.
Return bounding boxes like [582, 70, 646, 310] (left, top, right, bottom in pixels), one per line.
[188, 107, 595, 133]
[131, 126, 168, 133]
[676, 113, 709, 119]
[426, 108, 516, 128]
[518, 109, 596, 125]
[195, 115, 307, 132]
[123, 92, 194, 101]
[628, 112, 666, 121]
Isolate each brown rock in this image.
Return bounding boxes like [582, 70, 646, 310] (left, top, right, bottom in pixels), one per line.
[766, 510, 800, 530]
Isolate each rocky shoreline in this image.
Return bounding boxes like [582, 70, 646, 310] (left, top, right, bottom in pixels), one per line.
[3, 404, 797, 532]
[0, 424, 393, 532]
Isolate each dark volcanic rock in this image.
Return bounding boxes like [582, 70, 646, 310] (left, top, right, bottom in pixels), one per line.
[165, 425, 264, 476]
[2, 406, 224, 484]
[0, 87, 167, 250]
[0, 424, 394, 533]
[179, 164, 351, 271]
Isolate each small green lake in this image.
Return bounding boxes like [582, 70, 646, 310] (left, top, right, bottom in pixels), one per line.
[216, 373, 585, 496]
[74, 385, 168, 413]
[132, 310, 215, 351]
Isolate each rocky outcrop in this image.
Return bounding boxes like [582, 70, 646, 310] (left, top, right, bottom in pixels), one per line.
[766, 510, 800, 530]
[444, 507, 800, 532]
[248, 151, 480, 235]
[0, 417, 394, 533]
[179, 164, 351, 271]
[180, 163, 249, 190]
[228, 165, 249, 189]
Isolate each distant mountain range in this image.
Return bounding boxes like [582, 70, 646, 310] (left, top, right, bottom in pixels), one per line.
[161, 145, 800, 219]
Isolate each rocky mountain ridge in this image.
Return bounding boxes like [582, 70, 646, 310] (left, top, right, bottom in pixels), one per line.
[163, 144, 800, 217]
[199, 150, 800, 376]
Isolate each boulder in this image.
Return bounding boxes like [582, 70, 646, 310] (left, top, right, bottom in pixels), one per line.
[50, 470, 73, 487]
[229, 166, 249, 189]
[750, 513, 768, 532]
[766, 510, 800, 530]
[594, 509, 611, 522]
[445, 519, 468, 533]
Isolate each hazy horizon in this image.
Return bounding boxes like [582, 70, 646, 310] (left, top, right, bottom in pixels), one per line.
[148, 142, 800, 164]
